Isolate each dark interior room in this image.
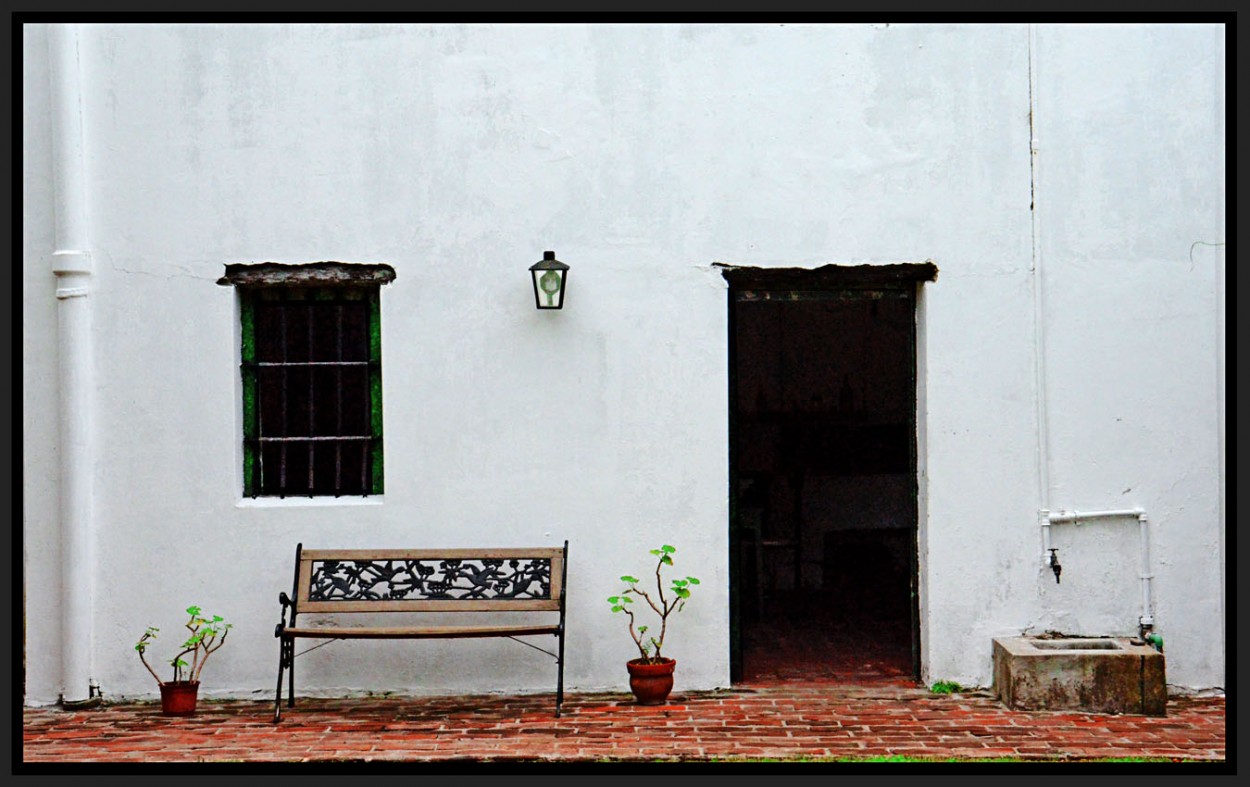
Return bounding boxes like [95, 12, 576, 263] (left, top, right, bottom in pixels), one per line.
[733, 289, 917, 684]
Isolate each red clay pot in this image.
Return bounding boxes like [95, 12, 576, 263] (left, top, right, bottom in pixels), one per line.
[159, 681, 200, 716]
[626, 658, 676, 706]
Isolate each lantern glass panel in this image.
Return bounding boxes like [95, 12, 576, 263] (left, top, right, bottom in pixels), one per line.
[531, 268, 567, 309]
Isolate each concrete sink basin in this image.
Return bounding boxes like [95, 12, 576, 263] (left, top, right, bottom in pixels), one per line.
[992, 636, 1166, 715]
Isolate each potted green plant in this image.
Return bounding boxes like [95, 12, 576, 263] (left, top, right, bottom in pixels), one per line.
[135, 605, 232, 716]
[607, 544, 700, 705]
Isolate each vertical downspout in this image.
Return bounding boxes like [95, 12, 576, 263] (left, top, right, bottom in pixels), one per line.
[1212, 24, 1226, 684]
[1028, 24, 1052, 566]
[1137, 513, 1154, 634]
[49, 23, 97, 706]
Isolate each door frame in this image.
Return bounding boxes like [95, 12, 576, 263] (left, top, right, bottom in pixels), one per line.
[721, 262, 937, 683]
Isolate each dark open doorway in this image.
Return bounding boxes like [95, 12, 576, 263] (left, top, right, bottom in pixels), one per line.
[724, 263, 934, 685]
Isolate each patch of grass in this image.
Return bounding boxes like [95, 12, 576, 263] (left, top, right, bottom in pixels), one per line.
[929, 680, 962, 694]
[838, 755, 1025, 763]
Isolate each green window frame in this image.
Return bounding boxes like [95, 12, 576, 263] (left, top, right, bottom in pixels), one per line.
[220, 262, 395, 498]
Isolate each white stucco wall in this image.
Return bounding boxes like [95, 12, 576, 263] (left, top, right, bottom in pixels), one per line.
[22, 21, 1225, 704]
[1025, 22, 1225, 690]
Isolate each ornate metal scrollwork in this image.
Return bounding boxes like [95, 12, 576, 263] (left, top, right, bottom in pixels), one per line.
[308, 557, 553, 602]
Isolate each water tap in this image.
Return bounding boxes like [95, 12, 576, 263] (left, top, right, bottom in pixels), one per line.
[1048, 549, 1062, 584]
[1139, 623, 1164, 653]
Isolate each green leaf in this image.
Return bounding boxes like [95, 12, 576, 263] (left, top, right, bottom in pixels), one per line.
[607, 596, 620, 603]
[186, 606, 201, 616]
[661, 545, 676, 553]
[688, 577, 700, 585]
[661, 555, 673, 565]
[620, 575, 639, 584]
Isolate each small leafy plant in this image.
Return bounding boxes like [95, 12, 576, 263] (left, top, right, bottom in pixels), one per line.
[607, 544, 700, 664]
[135, 605, 232, 686]
[929, 680, 963, 694]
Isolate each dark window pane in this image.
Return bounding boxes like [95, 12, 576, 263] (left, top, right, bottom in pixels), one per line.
[282, 441, 311, 494]
[283, 366, 312, 435]
[260, 441, 288, 495]
[340, 367, 370, 435]
[257, 367, 287, 437]
[313, 441, 336, 495]
[312, 366, 341, 436]
[286, 302, 311, 364]
[310, 300, 340, 362]
[339, 302, 368, 362]
[255, 303, 286, 363]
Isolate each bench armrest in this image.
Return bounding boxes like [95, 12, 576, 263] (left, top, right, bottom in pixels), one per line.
[275, 591, 295, 636]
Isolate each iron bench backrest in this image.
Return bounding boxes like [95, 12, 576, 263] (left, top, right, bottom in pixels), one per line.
[290, 546, 567, 619]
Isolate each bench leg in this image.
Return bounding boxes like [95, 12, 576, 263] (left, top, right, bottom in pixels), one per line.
[273, 637, 296, 722]
[273, 638, 287, 723]
[287, 639, 296, 708]
[555, 631, 565, 717]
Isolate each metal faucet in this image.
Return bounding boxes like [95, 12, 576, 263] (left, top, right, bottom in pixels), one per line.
[1048, 549, 1062, 584]
[1139, 620, 1163, 652]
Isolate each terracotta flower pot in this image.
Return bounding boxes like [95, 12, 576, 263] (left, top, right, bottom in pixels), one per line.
[626, 658, 676, 706]
[159, 681, 200, 716]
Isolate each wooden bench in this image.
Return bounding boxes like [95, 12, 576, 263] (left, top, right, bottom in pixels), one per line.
[273, 542, 568, 722]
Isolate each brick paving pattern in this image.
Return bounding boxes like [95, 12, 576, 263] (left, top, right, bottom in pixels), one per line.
[21, 682, 1225, 764]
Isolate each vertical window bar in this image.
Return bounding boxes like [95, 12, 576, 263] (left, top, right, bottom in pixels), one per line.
[335, 300, 344, 495]
[307, 297, 316, 494]
[279, 303, 288, 495]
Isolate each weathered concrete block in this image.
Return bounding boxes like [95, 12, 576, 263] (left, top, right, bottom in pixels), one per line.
[992, 636, 1166, 716]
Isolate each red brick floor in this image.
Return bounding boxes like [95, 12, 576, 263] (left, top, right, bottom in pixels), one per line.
[740, 593, 915, 683]
[21, 681, 1226, 766]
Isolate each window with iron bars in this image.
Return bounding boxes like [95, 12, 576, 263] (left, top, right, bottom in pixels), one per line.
[220, 262, 395, 497]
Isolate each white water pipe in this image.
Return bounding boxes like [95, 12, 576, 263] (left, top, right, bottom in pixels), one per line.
[1027, 26, 1157, 645]
[1039, 508, 1155, 634]
[1046, 508, 1144, 524]
[1028, 25, 1051, 524]
[49, 23, 96, 705]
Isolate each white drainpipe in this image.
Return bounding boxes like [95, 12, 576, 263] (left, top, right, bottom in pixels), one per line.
[49, 23, 96, 705]
[1028, 24, 1052, 539]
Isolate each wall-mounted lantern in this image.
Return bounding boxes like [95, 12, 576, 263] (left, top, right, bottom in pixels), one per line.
[529, 250, 569, 310]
